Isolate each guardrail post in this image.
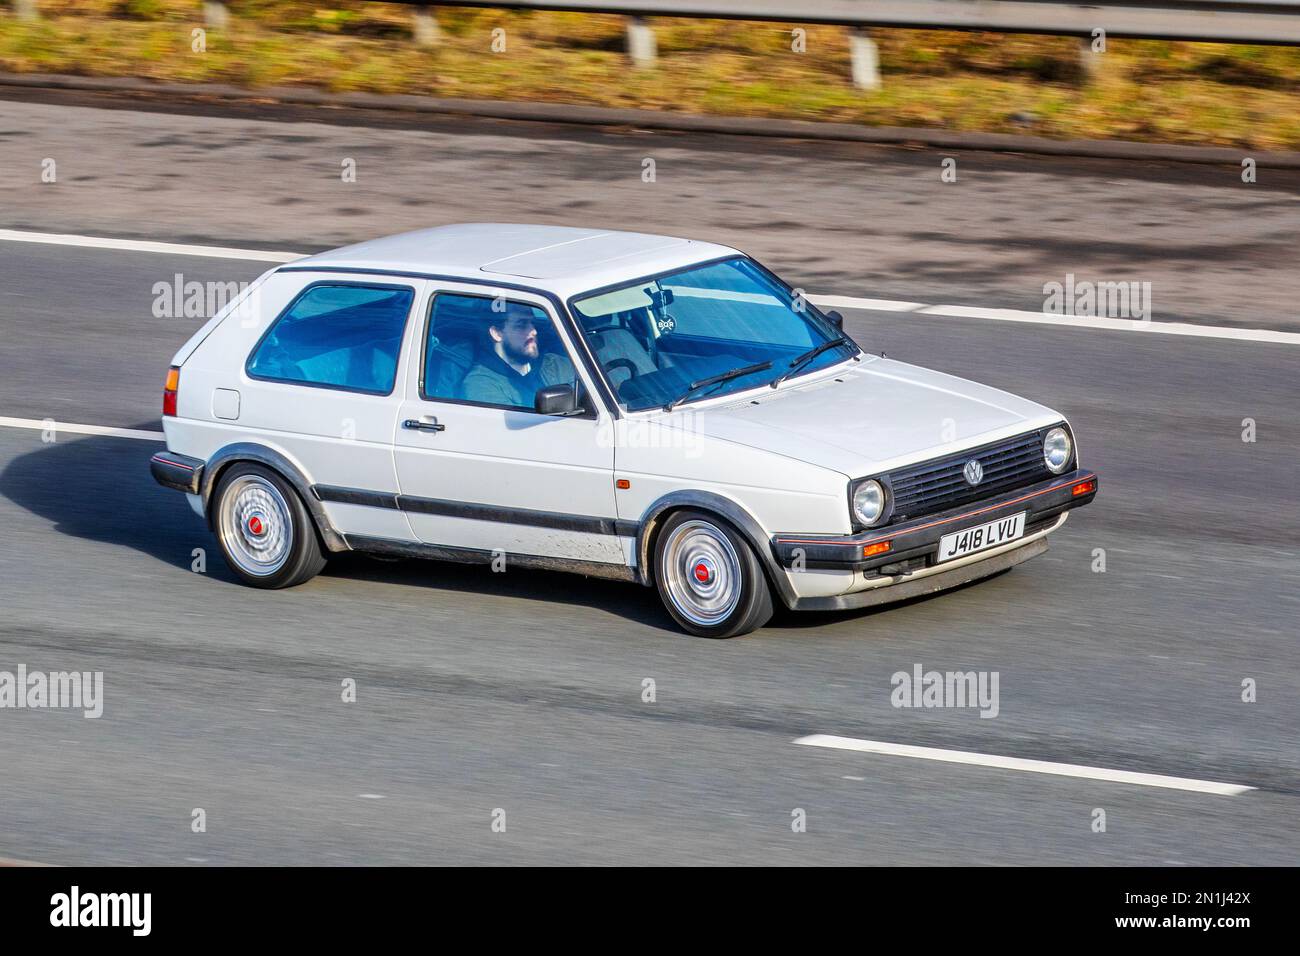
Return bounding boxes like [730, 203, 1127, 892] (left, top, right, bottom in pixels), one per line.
[14, 0, 39, 21]
[1078, 37, 1103, 83]
[203, 1, 229, 31]
[849, 27, 882, 90]
[626, 16, 657, 68]
[412, 5, 440, 46]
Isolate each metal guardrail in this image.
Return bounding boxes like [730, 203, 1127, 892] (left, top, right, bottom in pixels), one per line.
[389, 1, 1300, 45]
[6, 0, 1299, 90]
[373, 0, 1300, 87]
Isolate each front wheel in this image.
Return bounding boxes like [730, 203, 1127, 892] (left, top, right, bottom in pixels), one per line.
[212, 463, 326, 588]
[653, 510, 773, 638]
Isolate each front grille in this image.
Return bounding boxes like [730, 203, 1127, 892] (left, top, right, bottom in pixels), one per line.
[887, 429, 1052, 523]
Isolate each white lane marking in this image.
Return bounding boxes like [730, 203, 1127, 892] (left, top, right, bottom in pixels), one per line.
[795, 734, 1255, 796]
[0, 416, 163, 441]
[0, 229, 302, 263]
[912, 303, 1300, 346]
[1, 229, 1294, 345]
[810, 294, 927, 313]
[813, 297, 1300, 345]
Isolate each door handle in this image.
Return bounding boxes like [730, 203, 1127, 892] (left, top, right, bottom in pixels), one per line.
[402, 417, 446, 433]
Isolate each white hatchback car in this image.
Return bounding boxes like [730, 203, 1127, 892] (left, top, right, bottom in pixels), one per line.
[152, 224, 1098, 637]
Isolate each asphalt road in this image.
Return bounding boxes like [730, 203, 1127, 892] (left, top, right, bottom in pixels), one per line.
[0, 96, 1298, 865]
[1, 241, 1297, 865]
[2, 91, 1299, 329]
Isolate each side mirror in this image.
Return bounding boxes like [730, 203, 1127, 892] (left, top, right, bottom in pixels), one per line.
[535, 383, 580, 416]
[825, 310, 844, 329]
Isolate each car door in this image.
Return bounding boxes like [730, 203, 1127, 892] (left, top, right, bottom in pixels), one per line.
[392, 283, 625, 566]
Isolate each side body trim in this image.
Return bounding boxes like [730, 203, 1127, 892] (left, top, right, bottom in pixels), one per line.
[313, 484, 638, 537]
[343, 534, 637, 582]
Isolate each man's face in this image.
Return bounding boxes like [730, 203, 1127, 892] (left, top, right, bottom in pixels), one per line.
[492, 306, 540, 364]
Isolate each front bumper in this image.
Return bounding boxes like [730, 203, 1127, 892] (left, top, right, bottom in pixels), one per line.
[772, 468, 1098, 575]
[788, 533, 1051, 612]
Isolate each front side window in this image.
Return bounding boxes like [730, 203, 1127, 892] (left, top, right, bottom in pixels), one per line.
[422, 292, 577, 411]
[247, 283, 414, 395]
[570, 257, 854, 412]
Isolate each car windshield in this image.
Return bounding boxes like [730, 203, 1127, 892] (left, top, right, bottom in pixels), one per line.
[569, 257, 856, 412]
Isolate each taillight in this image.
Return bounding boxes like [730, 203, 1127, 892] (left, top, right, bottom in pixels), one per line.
[163, 366, 180, 417]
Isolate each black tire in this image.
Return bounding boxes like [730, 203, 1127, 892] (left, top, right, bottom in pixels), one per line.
[652, 509, 774, 638]
[211, 462, 326, 589]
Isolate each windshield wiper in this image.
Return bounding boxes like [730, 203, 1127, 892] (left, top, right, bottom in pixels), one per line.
[664, 360, 773, 412]
[770, 336, 849, 388]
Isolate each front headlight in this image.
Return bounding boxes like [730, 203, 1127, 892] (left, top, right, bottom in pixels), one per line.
[852, 479, 886, 526]
[1043, 426, 1072, 473]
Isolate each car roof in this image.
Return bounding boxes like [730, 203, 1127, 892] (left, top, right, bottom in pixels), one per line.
[289, 224, 741, 298]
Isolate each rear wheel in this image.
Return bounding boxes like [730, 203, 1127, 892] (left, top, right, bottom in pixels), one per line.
[653, 510, 773, 638]
[212, 463, 326, 588]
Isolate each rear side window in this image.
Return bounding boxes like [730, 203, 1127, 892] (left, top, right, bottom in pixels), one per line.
[247, 283, 414, 395]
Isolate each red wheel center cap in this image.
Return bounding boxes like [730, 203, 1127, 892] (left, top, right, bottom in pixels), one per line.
[693, 562, 711, 584]
[248, 515, 265, 536]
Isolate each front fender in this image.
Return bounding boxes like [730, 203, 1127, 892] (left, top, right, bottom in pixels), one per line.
[633, 489, 798, 609]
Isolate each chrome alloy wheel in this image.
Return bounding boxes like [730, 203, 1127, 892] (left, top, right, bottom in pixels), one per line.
[218, 474, 293, 577]
[661, 519, 743, 628]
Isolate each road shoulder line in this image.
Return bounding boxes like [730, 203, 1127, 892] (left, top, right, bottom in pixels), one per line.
[4, 229, 1297, 346]
[796, 734, 1256, 796]
[0, 416, 163, 442]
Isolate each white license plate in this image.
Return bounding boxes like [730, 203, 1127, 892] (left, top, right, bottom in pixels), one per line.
[937, 512, 1026, 562]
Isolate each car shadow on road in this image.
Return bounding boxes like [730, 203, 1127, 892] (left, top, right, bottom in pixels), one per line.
[323, 551, 670, 631]
[0, 429, 673, 630]
[0, 429, 1007, 637]
[768, 568, 1016, 632]
[0, 427, 228, 573]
